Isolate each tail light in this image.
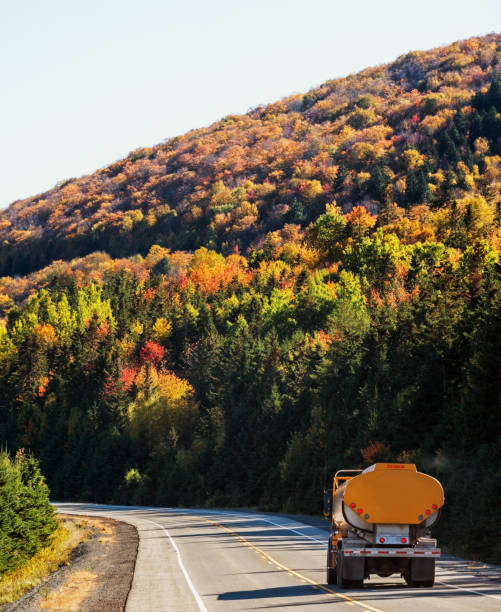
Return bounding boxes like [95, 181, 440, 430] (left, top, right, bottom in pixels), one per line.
[401, 537, 407, 543]
[357, 508, 363, 514]
[432, 504, 438, 510]
[379, 537, 385, 543]
[425, 509, 431, 515]
[350, 502, 356, 508]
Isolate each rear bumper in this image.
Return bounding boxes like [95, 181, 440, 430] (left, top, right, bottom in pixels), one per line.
[342, 548, 440, 558]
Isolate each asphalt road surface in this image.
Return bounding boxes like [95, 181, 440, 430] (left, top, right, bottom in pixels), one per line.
[56, 503, 501, 612]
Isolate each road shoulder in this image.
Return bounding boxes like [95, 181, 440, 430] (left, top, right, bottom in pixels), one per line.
[3, 516, 137, 612]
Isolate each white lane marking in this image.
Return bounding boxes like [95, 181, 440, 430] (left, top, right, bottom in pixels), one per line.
[60, 504, 501, 603]
[191, 508, 501, 604]
[177, 508, 327, 545]
[145, 519, 208, 612]
[251, 517, 326, 544]
[57, 503, 327, 544]
[140, 510, 501, 604]
[436, 579, 501, 601]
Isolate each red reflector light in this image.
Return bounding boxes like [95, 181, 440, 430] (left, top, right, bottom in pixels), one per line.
[432, 504, 438, 510]
[425, 509, 431, 515]
[357, 508, 363, 514]
[401, 537, 407, 543]
[379, 537, 385, 543]
[350, 502, 356, 508]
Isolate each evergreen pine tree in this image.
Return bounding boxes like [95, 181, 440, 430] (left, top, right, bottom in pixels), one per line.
[0, 450, 57, 576]
[470, 111, 484, 141]
[441, 132, 460, 164]
[454, 108, 468, 135]
[406, 169, 429, 205]
[368, 164, 391, 202]
[333, 164, 348, 191]
[285, 198, 307, 225]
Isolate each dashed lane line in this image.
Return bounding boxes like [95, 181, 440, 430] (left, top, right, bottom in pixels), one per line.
[57, 505, 501, 606]
[194, 508, 327, 545]
[202, 517, 383, 612]
[197, 509, 501, 604]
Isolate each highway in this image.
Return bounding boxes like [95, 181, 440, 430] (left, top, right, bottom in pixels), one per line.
[56, 503, 501, 611]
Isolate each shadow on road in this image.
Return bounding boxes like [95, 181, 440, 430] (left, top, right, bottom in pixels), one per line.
[216, 581, 501, 604]
[56, 503, 501, 609]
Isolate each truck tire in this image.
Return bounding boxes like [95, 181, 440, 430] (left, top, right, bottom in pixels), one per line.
[405, 559, 435, 587]
[327, 565, 337, 584]
[326, 541, 337, 584]
[336, 552, 364, 589]
[336, 553, 346, 588]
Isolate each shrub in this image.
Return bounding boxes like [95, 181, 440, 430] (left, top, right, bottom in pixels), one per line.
[0, 450, 57, 577]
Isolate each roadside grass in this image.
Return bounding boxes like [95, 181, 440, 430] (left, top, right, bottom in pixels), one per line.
[0, 516, 92, 606]
[39, 570, 98, 611]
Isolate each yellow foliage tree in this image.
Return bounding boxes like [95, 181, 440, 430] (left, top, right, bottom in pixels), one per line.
[152, 317, 172, 343]
[128, 366, 198, 448]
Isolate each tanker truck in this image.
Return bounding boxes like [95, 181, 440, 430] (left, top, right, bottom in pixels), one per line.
[323, 463, 444, 588]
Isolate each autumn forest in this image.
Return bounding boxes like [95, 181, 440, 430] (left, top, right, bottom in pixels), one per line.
[1, 34, 501, 562]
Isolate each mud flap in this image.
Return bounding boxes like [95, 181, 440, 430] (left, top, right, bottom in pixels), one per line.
[341, 555, 365, 582]
[410, 559, 435, 583]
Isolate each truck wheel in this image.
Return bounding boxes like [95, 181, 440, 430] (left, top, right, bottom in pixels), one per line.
[405, 559, 435, 587]
[336, 553, 364, 589]
[326, 542, 337, 584]
[336, 553, 348, 589]
[327, 566, 337, 584]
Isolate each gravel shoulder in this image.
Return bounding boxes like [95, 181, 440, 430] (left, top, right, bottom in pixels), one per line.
[3, 516, 138, 612]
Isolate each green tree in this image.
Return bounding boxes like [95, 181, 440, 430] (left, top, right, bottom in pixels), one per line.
[405, 169, 429, 205]
[0, 450, 57, 576]
[368, 164, 392, 202]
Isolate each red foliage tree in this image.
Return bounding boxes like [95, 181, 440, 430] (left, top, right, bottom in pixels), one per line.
[121, 366, 138, 391]
[139, 340, 165, 366]
[361, 441, 392, 464]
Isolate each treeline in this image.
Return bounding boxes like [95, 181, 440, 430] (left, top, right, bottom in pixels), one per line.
[1, 35, 500, 277]
[0, 209, 500, 561]
[0, 450, 57, 576]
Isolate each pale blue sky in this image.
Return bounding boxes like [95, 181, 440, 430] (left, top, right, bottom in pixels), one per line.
[1, 0, 500, 208]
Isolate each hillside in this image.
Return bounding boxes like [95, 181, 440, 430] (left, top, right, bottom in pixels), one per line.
[1, 34, 500, 279]
[1, 34, 501, 563]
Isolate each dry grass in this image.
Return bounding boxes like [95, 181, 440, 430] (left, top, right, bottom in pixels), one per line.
[89, 517, 116, 544]
[39, 570, 98, 611]
[0, 516, 93, 606]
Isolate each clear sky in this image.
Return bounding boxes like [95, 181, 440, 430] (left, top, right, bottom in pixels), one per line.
[1, 0, 500, 208]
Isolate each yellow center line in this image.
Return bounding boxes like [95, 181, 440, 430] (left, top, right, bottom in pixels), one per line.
[203, 518, 383, 612]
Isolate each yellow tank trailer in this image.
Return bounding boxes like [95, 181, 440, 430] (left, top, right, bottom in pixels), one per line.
[323, 463, 444, 588]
